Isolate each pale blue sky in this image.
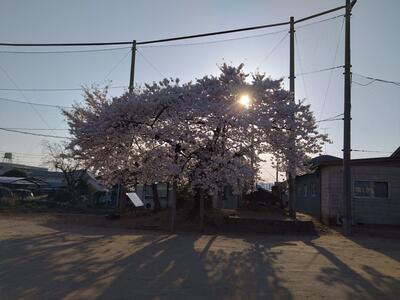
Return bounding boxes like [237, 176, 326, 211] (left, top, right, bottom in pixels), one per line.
[0, 0, 399, 181]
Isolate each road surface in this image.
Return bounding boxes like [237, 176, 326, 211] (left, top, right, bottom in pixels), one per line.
[0, 214, 399, 299]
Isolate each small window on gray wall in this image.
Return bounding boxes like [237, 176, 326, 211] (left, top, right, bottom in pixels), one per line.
[374, 182, 388, 198]
[354, 181, 372, 197]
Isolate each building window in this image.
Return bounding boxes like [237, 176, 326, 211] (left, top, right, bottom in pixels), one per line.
[374, 182, 388, 198]
[354, 181, 388, 198]
[310, 183, 317, 197]
[354, 181, 373, 197]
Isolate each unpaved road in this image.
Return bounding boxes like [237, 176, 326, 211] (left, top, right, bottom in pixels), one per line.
[0, 214, 399, 300]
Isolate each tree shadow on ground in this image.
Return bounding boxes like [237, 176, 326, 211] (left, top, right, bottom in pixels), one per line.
[305, 240, 400, 300]
[0, 224, 295, 300]
[2, 219, 400, 300]
[345, 228, 400, 263]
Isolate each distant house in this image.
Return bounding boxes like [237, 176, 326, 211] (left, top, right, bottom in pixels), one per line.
[296, 147, 400, 225]
[0, 162, 47, 177]
[0, 176, 48, 191]
[0, 162, 106, 193]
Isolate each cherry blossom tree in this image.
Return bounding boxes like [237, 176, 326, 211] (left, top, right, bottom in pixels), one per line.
[64, 63, 328, 230]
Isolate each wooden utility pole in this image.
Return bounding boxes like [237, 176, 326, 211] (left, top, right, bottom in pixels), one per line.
[288, 16, 296, 219]
[129, 40, 137, 94]
[170, 151, 178, 232]
[343, 0, 353, 234]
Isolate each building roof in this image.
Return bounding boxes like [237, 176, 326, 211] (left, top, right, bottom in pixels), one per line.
[0, 176, 48, 186]
[0, 162, 47, 172]
[391, 146, 400, 159]
[310, 146, 400, 168]
[310, 155, 341, 166]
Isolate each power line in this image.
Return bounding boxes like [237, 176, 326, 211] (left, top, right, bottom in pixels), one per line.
[136, 49, 167, 78]
[0, 22, 290, 47]
[137, 22, 292, 46]
[317, 113, 344, 123]
[317, 117, 342, 123]
[352, 149, 392, 154]
[0, 96, 72, 109]
[296, 65, 343, 76]
[296, 14, 344, 30]
[102, 50, 131, 81]
[256, 32, 288, 69]
[0, 5, 348, 47]
[319, 16, 345, 120]
[352, 80, 375, 87]
[0, 46, 131, 54]
[0, 63, 53, 129]
[0, 15, 343, 55]
[140, 28, 289, 49]
[294, 33, 309, 103]
[352, 73, 400, 87]
[0, 127, 68, 131]
[0, 127, 69, 139]
[0, 85, 127, 92]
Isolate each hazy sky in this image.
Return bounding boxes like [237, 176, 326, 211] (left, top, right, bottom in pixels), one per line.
[0, 0, 399, 182]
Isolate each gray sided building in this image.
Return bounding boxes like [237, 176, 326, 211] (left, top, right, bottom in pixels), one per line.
[296, 147, 400, 225]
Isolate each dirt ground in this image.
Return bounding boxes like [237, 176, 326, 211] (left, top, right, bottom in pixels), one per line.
[0, 213, 399, 300]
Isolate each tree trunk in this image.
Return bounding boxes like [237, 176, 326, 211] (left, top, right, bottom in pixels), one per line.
[152, 183, 161, 212]
[187, 189, 200, 220]
[199, 189, 205, 232]
[170, 179, 177, 232]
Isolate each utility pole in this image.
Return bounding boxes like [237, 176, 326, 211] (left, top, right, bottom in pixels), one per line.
[343, 0, 354, 234]
[288, 16, 296, 219]
[116, 40, 136, 211]
[129, 40, 137, 94]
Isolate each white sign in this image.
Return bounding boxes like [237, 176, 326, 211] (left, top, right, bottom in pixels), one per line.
[126, 192, 144, 207]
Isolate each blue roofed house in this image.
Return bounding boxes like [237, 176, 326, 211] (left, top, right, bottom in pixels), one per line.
[0, 162, 106, 193]
[295, 146, 400, 225]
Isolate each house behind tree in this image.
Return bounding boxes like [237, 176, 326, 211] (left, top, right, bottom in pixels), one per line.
[296, 146, 400, 225]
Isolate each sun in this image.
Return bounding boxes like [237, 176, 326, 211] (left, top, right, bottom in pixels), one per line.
[238, 94, 251, 108]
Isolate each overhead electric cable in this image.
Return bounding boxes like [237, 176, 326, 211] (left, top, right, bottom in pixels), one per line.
[0, 85, 127, 92]
[256, 33, 288, 69]
[0, 63, 52, 129]
[296, 14, 344, 29]
[0, 46, 131, 54]
[136, 49, 167, 78]
[140, 28, 289, 48]
[295, 33, 309, 103]
[352, 149, 392, 154]
[0, 96, 72, 109]
[352, 73, 400, 87]
[0, 127, 69, 131]
[317, 113, 344, 123]
[102, 50, 132, 81]
[0, 4, 350, 47]
[296, 65, 343, 76]
[319, 17, 345, 120]
[0, 127, 69, 139]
